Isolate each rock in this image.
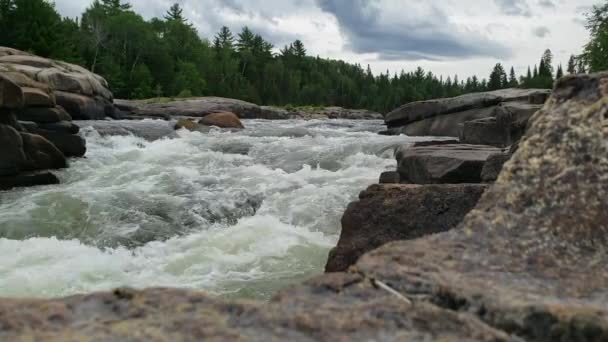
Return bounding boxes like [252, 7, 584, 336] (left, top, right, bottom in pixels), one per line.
[0, 109, 22, 130]
[480, 152, 511, 183]
[37, 121, 79, 134]
[412, 139, 460, 147]
[0, 73, 23, 109]
[115, 97, 261, 119]
[32, 129, 86, 158]
[0, 47, 113, 119]
[17, 106, 71, 123]
[55, 91, 111, 120]
[199, 112, 244, 129]
[459, 103, 543, 146]
[0, 172, 59, 190]
[0, 124, 26, 176]
[326, 183, 487, 272]
[174, 118, 200, 131]
[259, 106, 291, 119]
[396, 144, 502, 184]
[379, 171, 400, 184]
[385, 88, 549, 128]
[17, 120, 38, 132]
[352, 72, 608, 341]
[21, 87, 54, 107]
[20, 132, 67, 170]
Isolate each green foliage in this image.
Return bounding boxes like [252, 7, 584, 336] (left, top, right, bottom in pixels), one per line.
[1, 0, 566, 112]
[581, 2, 608, 72]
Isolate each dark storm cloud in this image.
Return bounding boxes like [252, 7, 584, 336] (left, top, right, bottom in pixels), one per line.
[533, 26, 551, 37]
[316, 0, 512, 60]
[494, 0, 532, 16]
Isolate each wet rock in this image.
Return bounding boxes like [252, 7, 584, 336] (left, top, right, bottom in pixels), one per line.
[396, 144, 502, 184]
[481, 152, 512, 183]
[326, 183, 487, 272]
[37, 121, 79, 135]
[0, 124, 26, 176]
[200, 112, 244, 129]
[32, 128, 86, 158]
[379, 171, 400, 184]
[55, 92, 110, 120]
[0, 73, 23, 109]
[17, 106, 71, 123]
[20, 132, 67, 170]
[174, 117, 200, 131]
[0, 172, 59, 190]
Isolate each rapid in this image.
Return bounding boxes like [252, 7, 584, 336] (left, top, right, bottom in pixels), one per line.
[0, 119, 425, 300]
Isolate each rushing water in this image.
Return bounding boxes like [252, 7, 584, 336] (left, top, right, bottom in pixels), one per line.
[0, 119, 427, 300]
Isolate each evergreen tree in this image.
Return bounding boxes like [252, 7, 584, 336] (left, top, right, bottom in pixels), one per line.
[488, 63, 507, 90]
[165, 3, 185, 22]
[555, 64, 564, 79]
[567, 55, 577, 74]
[508, 67, 518, 87]
[581, 2, 608, 72]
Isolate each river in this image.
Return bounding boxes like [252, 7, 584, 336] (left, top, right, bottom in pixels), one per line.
[0, 119, 427, 300]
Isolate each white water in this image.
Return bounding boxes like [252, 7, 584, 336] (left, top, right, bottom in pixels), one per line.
[0, 119, 422, 300]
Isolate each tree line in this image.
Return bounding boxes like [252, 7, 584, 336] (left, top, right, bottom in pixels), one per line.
[1, 0, 606, 112]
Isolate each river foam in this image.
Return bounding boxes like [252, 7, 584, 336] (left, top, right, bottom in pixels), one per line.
[0, 119, 426, 299]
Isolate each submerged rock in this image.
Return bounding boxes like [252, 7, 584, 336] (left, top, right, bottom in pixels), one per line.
[326, 183, 487, 272]
[199, 112, 244, 129]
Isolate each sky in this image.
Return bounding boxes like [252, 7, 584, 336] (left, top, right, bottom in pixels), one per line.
[53, 0, 598, 80]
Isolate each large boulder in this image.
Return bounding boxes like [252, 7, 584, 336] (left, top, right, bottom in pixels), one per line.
[384, 88, 550, 137]
[326, 183, 487, 272]
[17, 106, 71, 123]
[0, 172, 59, 190]
[32, 128, 86, 158]
[396, 143, 502, 184]
[20, 132, 67, 171]
[199, 112, 245, 129]
[0, 123, 26, 176]
[0, 47, 113, 119]
[0, 73, 23, 109]
[115, 97, 261, 119]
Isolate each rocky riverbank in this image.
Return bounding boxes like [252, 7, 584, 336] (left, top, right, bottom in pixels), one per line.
[0, 47, 114, 189]
[1, 73, 606, 341]
[115, 97, 384, 121]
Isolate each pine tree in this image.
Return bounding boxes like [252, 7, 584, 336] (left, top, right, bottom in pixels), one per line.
[555, 64, 564, 79]
[567, 55, 577, 74]
[488, 63, 507, 90]
[581, 3, 608, 72]
[292, 40, 306, 58]
[508, 67, 518, 87]
[165, 3, 185, 22]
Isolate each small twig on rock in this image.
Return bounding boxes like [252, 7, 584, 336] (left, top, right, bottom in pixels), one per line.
[371, 278, 412, 306]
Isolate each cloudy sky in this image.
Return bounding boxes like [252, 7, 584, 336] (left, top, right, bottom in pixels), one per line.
[54, 0, 596, 80]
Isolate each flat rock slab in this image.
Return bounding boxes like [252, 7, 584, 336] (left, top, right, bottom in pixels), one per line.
[326, 183, 487, 272]
[396, 144, 502, 184]
[385, 88, 550, 128]
[115, 97, 261, 119]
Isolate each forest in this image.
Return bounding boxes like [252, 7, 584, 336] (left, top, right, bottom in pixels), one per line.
[1, 0, 605, 112]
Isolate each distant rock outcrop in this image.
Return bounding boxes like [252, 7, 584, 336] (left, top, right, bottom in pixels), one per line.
[384, 88, 550, 144]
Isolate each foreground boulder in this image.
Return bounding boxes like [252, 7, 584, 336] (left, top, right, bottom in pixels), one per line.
[396, 144, 502, 184]
[384, 88, 549, 137]
[199, 112, 244, 129]
[326, 183, 487, 272]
